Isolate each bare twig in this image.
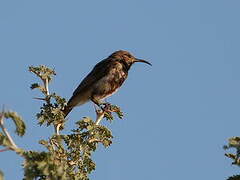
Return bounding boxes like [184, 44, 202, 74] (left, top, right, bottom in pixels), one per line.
[33, 97, 46, 101]
[0, 147, 10, 152]
[0, 112, 18, 149]
[95, 110, 104, 125]
[44, 79, 50, 96]
[50, 138, 60, 151]
[88, 138, 103, 143]
[94, 104, 104, 125]
[55, 124, 61, 135]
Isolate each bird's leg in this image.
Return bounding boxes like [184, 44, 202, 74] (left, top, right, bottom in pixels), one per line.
[92, 99, 105, 125]
[91, 97, 110, 112]
[91, 98, 103, 110]
[93, 103, 102, 115]
[98, 98, 112, 111]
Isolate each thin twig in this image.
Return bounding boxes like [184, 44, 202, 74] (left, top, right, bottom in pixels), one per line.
[50, 139, 56, 151]
[0, 112, 18, 149]
[33, 97, 46, 101]
[0, 147, 10, 152]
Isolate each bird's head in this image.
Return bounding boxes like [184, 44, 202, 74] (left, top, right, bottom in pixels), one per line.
[109, 50, 152, 69]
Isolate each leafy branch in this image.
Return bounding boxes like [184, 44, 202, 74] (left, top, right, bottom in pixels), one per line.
[29, 65, 66, 135]
[0, 110, 25, 153]
[0, 65, 124, 180]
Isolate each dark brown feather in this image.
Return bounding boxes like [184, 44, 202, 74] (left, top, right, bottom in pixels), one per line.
[72, 59, 110, 97]
[64, 58, 113, 117]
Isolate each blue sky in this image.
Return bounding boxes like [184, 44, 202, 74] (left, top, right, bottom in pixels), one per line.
[1, 0, 240, 179]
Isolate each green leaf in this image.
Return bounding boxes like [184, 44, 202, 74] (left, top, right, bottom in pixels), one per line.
[0, 132, 11, 147]
[86, 125, 93, 131]
[103, 104, 124, 121]
[30, 83, 40, 89]
[229, 137, 240, 148]
[102, 139, 112, 147]
[39, 140, 49, 146]
[82, 117, 91, 123]
[4, 111, 26, 136]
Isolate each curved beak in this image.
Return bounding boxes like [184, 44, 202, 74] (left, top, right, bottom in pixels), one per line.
[134, 58, 152, 66]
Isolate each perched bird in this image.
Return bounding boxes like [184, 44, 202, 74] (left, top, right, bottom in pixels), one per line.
[63, 50, 151, 117]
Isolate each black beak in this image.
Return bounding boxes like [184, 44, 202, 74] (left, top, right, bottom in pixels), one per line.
[134, 58, 152, 66]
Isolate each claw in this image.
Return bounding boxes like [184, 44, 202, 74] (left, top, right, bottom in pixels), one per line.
[96, 102, 109, 111]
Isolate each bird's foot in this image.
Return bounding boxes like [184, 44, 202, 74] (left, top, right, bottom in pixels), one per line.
[94, 102, 123, 123]
[98, 102, 111, 112]
[94, 102, 110, 114]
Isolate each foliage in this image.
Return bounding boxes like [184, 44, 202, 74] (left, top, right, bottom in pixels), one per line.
[224, 137, 240, 179]
[0, 170, 4, 180]
[227, 175, 240, 180]
[0, 65, 123, 180]
[4, 111, 26, 137]
[0, 110, 25, 153]
[29, 65, 66, 133]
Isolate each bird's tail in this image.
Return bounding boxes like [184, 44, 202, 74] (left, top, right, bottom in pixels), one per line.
[63, 105, 73, 118]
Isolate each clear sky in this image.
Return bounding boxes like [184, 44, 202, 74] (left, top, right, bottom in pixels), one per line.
[1, 0, 240, 179]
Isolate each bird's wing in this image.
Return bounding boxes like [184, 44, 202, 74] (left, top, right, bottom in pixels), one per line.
[63, 58, 114, 116]
[72, 58, 111, 96]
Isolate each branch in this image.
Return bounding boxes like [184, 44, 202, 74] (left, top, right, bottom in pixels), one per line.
[44, 78, 50, 96]
[54, 124, 61, 135]
[0, 112, 18, 149]
[95, 110, 104, 125]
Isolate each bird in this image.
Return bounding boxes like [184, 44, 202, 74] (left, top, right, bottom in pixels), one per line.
[63, 50, 152, 117]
